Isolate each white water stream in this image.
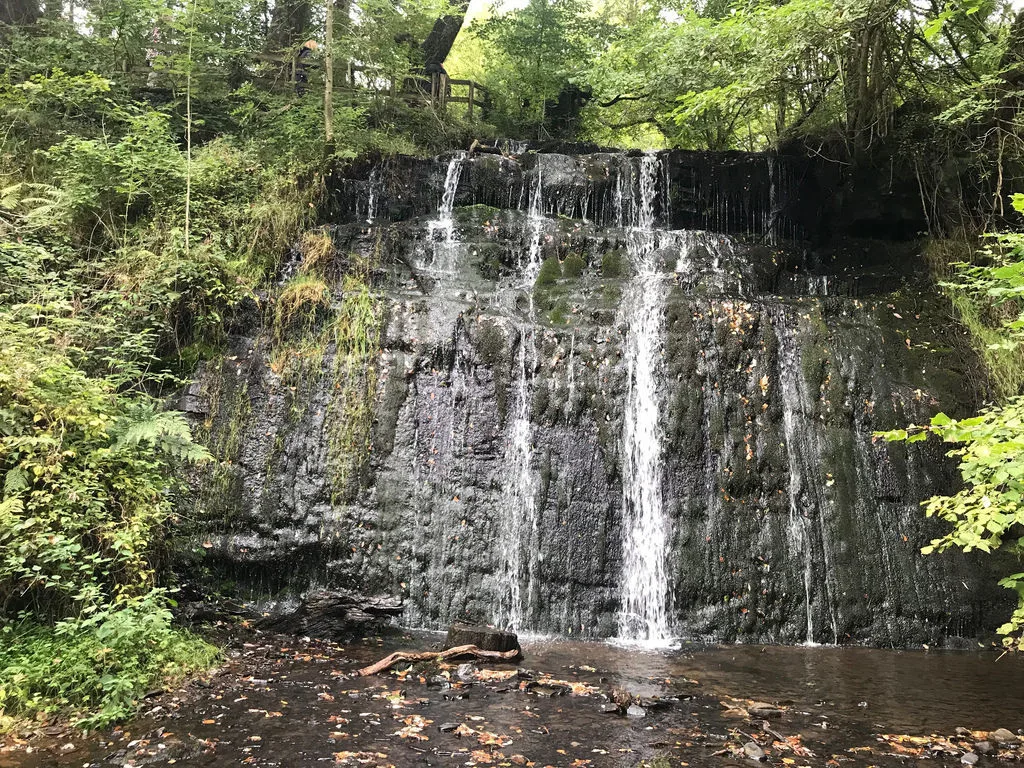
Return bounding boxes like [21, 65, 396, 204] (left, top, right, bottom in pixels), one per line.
[426, 152, 466, 273]
[497, 167, 545, 631]
[617, 154, 673, 645]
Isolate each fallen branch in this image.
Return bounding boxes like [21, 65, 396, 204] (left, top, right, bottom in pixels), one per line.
[357, 644, 520, 676]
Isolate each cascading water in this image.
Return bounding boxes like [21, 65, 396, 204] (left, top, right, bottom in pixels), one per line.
[365, 164, 381, 223]
[617, 154, 673, 644]
[496, 167, 545, 631]
[192, 148, 998, 649]
[426, 152, 466, 273]
[774, 311, 839, 645]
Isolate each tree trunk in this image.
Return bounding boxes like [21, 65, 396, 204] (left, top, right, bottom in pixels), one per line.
[266, 0, 310, 51]
[324, 0, 334, 142]
[0, 0, 40, 26]
[420, 0, 469, 75]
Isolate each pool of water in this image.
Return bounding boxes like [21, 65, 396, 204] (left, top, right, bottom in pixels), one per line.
[2, 631, 1022, 767]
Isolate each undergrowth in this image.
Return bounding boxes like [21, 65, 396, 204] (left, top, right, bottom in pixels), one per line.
[0, 600, 217, 730]
[924, 237, 1024, 399]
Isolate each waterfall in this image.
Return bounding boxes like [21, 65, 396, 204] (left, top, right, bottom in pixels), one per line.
[426, 152, 466, 273]
[617, 153, 672, 644]
[496, 167, 545, 631]
[199, 148, 991, 648]
[366, 164, 381, 223]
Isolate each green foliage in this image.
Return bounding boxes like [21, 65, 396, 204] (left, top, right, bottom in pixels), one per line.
[879, 404, 1024, 649]
[473, 0, 593, 134]
[576, 0, 1014, 152]
[0, 321, 216, 726]
[0, 598, 216, 729]
[326, 274, 384, 499]
[274, 273, 333, 341]
[926, 200, 1024, 399]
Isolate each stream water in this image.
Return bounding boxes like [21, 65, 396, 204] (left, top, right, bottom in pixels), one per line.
[4, 631, 1022, 767]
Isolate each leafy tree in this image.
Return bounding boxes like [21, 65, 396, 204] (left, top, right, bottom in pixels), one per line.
[475, 0, 591, 133]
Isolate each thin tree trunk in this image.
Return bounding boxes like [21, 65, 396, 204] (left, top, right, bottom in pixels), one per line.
[324, 0, 334, 142]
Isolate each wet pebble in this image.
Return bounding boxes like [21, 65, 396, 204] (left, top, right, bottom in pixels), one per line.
[438, 722, 460, 733]
[990, 728, 1020, 746]
[626, 704, 646, 718]
[961, 752, 979, 765]
[599, 703, 619, 714]
[975, 740, 994, 755]
[743, 741, 766, 761]
[748, 703, 784, 718]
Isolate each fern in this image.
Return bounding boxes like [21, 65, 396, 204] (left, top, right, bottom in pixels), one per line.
[0, 182, 67, 232]
[3, 468, 28, 499]
[112, 404, 211, 463]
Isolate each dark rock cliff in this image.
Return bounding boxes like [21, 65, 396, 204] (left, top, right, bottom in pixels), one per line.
[178, 149, 1005, 646]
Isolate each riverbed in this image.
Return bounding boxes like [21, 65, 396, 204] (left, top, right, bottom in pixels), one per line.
[2, 631, 1022, 767]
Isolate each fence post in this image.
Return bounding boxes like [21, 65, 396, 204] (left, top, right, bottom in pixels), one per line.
[468, 81, 475, 120]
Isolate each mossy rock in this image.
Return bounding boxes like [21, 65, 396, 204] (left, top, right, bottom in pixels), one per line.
[601, 284, 622, 306]
[455, 204, 502, 227]
[602, 249, 625, 278]
[548, 298, 571, 325]
[536, 256, 562, 287]
[473, 243, 504, 279]
[562, 252, 586, 279]
[474, 321, 509, 368]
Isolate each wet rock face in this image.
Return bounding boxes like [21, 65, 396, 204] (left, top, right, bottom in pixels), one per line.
[185, 150, 1005, 646]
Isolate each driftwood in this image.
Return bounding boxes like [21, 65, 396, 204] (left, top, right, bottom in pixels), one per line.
[357, 644, 520, 676]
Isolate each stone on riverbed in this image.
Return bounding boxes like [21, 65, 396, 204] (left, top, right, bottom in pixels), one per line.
[990, 728, 1020, 746]
[743, 741, 767, 761]
[444, 622, 522, 655]
[747, 702, 785, 718]
[961, 753, 979, 765]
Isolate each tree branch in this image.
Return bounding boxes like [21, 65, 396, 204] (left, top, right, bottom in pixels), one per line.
[598, 93, 650, 108]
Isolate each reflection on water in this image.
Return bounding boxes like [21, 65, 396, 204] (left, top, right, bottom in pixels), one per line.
[4, 632, 1023, 768]
[526, 639, 1024, 732]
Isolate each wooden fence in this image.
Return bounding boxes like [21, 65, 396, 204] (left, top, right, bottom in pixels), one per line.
[253, 52, 490, 116]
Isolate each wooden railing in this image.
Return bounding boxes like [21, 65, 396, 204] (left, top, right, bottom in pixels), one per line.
[253, 52, 489, 116]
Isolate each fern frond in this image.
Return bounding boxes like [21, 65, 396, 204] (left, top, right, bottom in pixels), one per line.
[3, 467, 29, 498]
[113, 404, 212, 463]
